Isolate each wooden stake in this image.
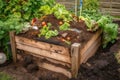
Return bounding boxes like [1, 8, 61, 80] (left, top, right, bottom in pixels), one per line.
[71, 43, 81, 78]
[10, 31, 17, 63]
[75, 0, 78, 16]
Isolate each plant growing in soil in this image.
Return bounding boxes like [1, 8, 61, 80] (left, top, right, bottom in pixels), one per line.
[59, 22, 70, 31]
[79, 0, 118, 48]
[38, 23, 58, 39]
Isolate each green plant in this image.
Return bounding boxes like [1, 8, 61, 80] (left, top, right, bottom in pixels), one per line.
[59, 22, 70, 31]
[52, 4, 73, 22]
[0, 0, 56, 59]
[45, 30, 58, 39]
[97, 15, 118, 48]
[78, 0, 118, 48]
[38, 23, 58, 39]
[83, 0, 99, 11]
[0, 72, 14, 80]
[102, 23, 118, 48]
[39, 5, 53, 15]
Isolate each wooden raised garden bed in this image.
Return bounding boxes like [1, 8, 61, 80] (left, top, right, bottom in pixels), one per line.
[10, 29, 102, 78]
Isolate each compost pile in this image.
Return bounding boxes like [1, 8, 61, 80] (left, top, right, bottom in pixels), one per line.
[18, 14, 94, 47]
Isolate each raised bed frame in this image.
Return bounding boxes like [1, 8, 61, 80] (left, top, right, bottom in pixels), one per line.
[10, 30, 102, 78]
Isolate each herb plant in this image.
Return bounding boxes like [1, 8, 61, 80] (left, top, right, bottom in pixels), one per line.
[38, 23, 58, 39]
[59, 22, 70, 31]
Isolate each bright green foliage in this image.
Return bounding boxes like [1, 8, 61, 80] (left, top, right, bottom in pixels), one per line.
[41, 0, 56, 7]
[97, 16, 112, 28]
[0, 0, 56, 58]
[83, 0, 99, 11]
[102, 23, 118, 48]
[79, 0, 118, 48]
[81, 0, 101, 21]
[80, 15, 118, 48]
[59, 22, 70, 31]
[38, 23, 58, 39]
[39, 5, 53, 15]
[52, 4, 73, 22]
[39, 25, 49, 37]
[45, 30, 59, 39]
[97, 15, 118, 48]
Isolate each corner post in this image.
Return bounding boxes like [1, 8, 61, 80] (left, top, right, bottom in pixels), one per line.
[10, 31, 17, 63]
[71, 43, 81, 78]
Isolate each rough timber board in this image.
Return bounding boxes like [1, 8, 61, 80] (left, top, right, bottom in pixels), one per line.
[37, 62, 72, 78]
[16, 43, 71, 63]
[23, 51, 71, 68]
[80, 30, 102, 60]
[81, 37, 101, 63]
[17, 53, 71, 78]
[15, 36, 70, 56]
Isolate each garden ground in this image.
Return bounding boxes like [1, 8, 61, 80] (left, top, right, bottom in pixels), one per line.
[0, 21, 120, 80]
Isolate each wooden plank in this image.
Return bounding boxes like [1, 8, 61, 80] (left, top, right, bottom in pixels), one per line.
[81, 37, 101, 63]
[23, 51, 71, 68]
[118, 28, 120, 32]
[10, 31, 17, 63]
[101, 11, 120, 16]
[16, 43, 71, 63]
[37, 62, 72, 78]
[100, 8, 120, 12]
[100, 2, 120, 8]
[71, 43, 81, 78]
[113, 18, 120, 21]
[15, 36, 69, 56]
[79, 30, 101, 64]
[108, 12, 120, 16]
[80, 30, 102, 57]
[100, 0, 120, 2]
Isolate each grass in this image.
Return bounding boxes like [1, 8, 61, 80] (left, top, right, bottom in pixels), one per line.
[0, 72, 14, 80]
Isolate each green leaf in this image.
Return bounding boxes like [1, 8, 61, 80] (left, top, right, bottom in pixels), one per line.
[59, 22, 70, 31]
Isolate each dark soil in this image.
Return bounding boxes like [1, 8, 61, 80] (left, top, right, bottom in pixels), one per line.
[18, 14, 94, 48]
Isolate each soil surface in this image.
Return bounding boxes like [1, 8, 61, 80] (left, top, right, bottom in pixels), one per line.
[0, 21, 120, 80]
[18, 14, 94, 48]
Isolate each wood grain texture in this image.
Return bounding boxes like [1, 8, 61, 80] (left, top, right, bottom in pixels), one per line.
[37, 62, 72, 78]
[24, 51, 71, 68]
[81, 37, 101, 63]
[80, 30, 102, 57]
[16, 43, 71, 63]
[80, 30, 102, 64]
[15, 36, 69, 56]
[71, 43, 81, 78]
[10, 31, 17, 63]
